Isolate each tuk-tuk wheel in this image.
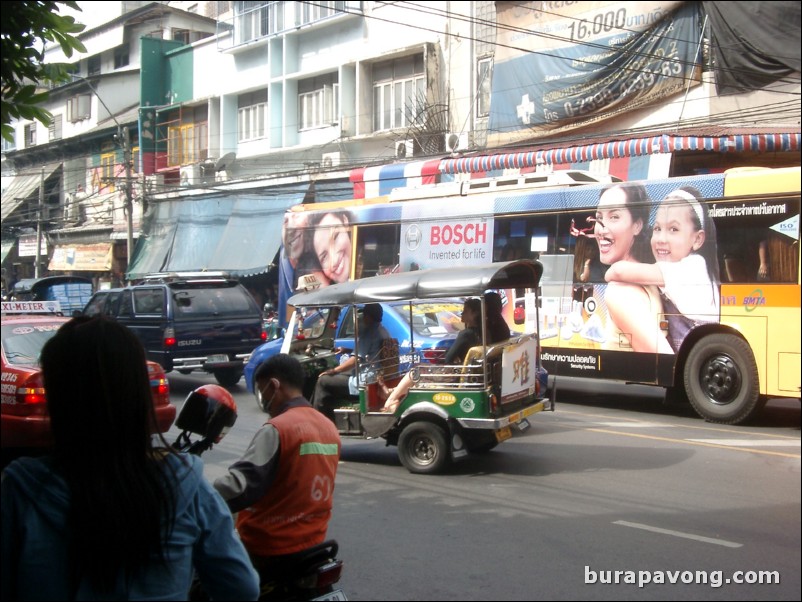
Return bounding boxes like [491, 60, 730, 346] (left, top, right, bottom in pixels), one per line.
[397, 421, 450, 474]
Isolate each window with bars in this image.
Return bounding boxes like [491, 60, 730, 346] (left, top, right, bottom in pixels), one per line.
[88, 55, 101, 76]
[234, 1, 283, 43]
[372, 55, 425, 132]
[299, 75, 338, 130]
[238, 89, 267, 141]
[167, 122, 209, 166]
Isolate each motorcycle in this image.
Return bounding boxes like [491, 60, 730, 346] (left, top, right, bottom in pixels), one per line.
[174, 385, 347, 602]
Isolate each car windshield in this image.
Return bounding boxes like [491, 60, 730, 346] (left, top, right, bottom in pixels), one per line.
[392, 300, 465, 337]
[1, 321, 63, 365]
[172, 284, 256, 319]
[291, 308, 334, 341]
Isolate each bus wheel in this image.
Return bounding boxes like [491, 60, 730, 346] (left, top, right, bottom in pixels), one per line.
[683, 334, 761, 424]
[398, 422, 450, 474]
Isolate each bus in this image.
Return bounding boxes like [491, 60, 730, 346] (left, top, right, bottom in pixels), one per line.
[277, 166, 801, 424]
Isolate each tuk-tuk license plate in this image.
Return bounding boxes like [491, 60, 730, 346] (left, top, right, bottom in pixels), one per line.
[205, 354, 228, 364]
[495, 426, 512, 443]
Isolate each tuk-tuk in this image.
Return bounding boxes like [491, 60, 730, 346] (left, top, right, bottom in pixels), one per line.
[11, 276, 93, 315]
[284, 259, 554, 474]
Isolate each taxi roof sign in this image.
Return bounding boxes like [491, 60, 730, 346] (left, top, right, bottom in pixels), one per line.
[1, 300, 63, 314]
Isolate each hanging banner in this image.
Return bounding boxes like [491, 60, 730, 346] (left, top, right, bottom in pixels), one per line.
[49, 243, 113, 271]
[488, 1, 702, 146]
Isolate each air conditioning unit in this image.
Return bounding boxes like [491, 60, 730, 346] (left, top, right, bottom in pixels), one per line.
[321, 151, 341, 168]
[146, 173, 165, 190]
[444, 132, 468, 154]
[179, 164, 202, 186]
[395, 139, 414, 159]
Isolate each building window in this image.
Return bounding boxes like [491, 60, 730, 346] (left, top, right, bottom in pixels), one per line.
[238, 89, 267, 141]
[235, 1, 283, 44]
[164, 106, 209, 167]
[372, 55, 425, 132]
[67, 94, 91, 122]
[477, 57, 493, 118]
[299, 0, 342, 25]
[88, 55, 101, 76]
[114, 44, 129, 69]
[24, 124, 37, 147]
[49, 115, 63, 141]
[100, 149, 116, 190]
[299, 75, 338, 130]
[1, 132, 15, 152]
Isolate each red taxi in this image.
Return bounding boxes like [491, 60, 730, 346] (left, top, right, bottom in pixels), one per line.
[1, 301, 176, 461]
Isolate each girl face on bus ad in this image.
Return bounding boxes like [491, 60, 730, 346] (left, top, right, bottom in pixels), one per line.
[594, 186, 644, 265]
[313, 213, 352, 283]
[651, 201, 705, 263]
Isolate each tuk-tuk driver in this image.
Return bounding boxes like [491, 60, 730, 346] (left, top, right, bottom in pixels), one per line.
[313, 303, 392, 421]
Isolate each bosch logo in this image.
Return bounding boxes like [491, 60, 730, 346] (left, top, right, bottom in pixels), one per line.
[405, 225, 422, 251]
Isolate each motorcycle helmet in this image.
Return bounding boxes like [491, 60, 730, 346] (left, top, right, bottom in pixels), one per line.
[176, 384, 238, 443]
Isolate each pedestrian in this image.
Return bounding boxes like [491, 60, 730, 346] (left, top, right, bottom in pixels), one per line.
[0, 315, 259, 601]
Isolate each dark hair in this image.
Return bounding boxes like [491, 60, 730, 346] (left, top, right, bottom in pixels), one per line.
[665, 186, 720, 286]
[254, 353, 306, 390]
[599, 183, 654, 264]
[483, 291, 511, 343]
[361, 302, 383, 322]
[39, 316, 177, 593]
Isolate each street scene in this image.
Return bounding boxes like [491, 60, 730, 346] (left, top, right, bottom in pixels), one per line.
[2, 1, 800, 600]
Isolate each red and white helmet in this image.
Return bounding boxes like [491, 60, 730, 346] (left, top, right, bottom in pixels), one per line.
[176, 384, 238, 443]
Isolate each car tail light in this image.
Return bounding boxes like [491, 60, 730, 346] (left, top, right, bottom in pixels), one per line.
[147, 363, 170, 405]
[423, 349, 445, 364]
[163, 326, 176, 347]
[260, 328, 267, 341]
[16, 373, 47, 408]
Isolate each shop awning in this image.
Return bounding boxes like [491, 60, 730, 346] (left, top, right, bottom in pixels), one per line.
[48, 243, 113, 272]
[440, 133, 802, 174]
[1, 163, 61, 222]
[127, 184, 309, 280]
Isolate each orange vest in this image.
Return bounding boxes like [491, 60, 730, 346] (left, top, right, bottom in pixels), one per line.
[236, 406, 341, 556]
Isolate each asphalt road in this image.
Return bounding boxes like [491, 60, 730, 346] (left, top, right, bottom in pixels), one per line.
[167, 373, 801, 601]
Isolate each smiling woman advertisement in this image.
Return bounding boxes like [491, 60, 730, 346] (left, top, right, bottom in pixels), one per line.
[310, 211, 354, 285]
[593, 183, 673, 354]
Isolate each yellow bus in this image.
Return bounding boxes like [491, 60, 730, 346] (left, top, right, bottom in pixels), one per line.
[278, 167, 800, 424]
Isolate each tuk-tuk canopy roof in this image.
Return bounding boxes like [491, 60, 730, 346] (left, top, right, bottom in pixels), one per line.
[287, 259, 543, 307]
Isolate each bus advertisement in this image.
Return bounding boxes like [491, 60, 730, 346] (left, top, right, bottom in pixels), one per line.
[277, 167, 800, 425]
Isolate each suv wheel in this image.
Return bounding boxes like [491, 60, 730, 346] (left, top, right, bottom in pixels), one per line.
[214, 368, 242, 387]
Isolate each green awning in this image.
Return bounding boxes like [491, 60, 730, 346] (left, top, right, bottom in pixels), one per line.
[127, 184, 309, 280]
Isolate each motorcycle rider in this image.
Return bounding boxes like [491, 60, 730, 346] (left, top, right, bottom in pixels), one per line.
[214, 353, 341, 582]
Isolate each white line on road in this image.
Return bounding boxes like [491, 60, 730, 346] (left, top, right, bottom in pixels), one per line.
[688, 439, 801, 447]
[614, 520, 742, 548]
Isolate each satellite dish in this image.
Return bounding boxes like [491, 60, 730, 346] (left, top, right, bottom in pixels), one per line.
[215, 152, 237, 172]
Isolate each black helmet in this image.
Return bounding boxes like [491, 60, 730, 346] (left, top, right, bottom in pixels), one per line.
[176, 384, 237, 443]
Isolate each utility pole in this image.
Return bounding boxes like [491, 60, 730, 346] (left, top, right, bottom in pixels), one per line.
[122, 125, 134, 276]
[34, 168, 44, 278]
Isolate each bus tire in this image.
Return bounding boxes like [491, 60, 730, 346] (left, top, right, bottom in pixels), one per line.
[683, 334, 761, 424]
[398, 421, 450, 474]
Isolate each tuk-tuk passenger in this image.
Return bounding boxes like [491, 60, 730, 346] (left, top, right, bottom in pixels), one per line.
[312, 303, 392, 421]
[380, 297, 485, 413]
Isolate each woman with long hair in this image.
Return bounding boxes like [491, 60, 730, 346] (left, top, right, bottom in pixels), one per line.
[1, 316, 258, 600]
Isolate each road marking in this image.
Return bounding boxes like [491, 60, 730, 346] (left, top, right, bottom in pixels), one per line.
[689, 438, 801, 448]
[598, 421, 670, 428]
[587, 429, 801, 459]
[614, 520, 742, 548]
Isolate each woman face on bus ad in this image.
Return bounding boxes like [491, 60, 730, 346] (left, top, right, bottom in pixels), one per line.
[313, 212, 352, 283]
[594, 185, 645, 266]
